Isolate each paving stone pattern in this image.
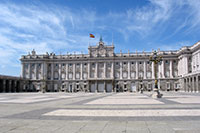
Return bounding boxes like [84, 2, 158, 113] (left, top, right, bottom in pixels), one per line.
[1, 91, 200, 133]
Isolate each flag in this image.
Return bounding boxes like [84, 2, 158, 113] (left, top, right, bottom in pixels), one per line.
[90, 33, 95, 38]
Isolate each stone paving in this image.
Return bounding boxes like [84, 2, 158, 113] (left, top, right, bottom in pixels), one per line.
[1, 91, 200, 133]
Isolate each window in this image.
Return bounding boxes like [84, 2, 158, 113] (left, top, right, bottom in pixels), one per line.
[131, 62, 134, 64]
[68, 73, 73, 79]
[115, 72, 120, 78]
[124, 85, 127, 88]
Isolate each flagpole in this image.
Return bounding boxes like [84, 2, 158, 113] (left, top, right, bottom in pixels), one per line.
[112, 32, 113, 44]
[89, 36, 91, 46]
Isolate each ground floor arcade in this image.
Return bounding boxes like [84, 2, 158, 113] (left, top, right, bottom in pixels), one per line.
[183, 74, 200, 92]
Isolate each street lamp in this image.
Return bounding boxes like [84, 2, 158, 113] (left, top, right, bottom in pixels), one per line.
[139, 77, 143, 93]
[149, 50, 163, 98]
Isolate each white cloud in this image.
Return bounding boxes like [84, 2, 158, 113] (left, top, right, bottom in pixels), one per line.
[0, 2, 99, 76]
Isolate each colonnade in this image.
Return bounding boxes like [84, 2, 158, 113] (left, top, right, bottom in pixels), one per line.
[184, 75, 200, 92]
[0, 79, 21, 93]
[22, 60, 176, 81]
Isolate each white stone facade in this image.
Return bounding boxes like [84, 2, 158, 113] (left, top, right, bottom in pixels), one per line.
[20, 39, 200, 92]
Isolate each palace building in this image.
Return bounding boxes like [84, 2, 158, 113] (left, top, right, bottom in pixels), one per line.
[20, 38, 200, 92]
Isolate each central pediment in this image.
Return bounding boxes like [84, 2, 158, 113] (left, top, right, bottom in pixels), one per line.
[88, 37, 114, 57]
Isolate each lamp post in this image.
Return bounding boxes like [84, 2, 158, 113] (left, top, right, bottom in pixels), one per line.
[139, 77, 143, 93]
[149, 50, 163, 98]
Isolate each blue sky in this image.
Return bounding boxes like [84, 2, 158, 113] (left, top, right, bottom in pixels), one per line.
[0, 0, 200, 76]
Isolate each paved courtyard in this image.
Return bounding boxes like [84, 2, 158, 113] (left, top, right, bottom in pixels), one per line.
[1, 92, 200, 133]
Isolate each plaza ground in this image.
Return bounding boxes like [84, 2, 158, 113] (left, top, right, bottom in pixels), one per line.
[1, 92, 200, 133]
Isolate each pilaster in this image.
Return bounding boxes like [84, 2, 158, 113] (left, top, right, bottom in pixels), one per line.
[152, 62, 155, 79]
[144, 61, 146, 79]
[128, 61, 130, 79]
[88, 63, 90, 79]
[162, 61, 165, 78]
[51, 63, 54, 80]
[59, 64, 61, 80]
[66, 63, 68, 80]
[120, 62, 122, 79]
[95, 62, 98, 78]
[136, 61, 138, 79]
[28, 63, 31, 79]
[80, 63, 83, 80]
[170, 60, 173, 78]
[111, 62, 114, 78]
[73, 63, 76, 80]
[104, 62, 106, 78]
[34, 63, 37, 80]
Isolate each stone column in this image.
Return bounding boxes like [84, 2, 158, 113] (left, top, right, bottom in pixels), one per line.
[28, 63, 31, 79]
[43, 63, 47, 80]
[191, 77, 194, 92]
[88, 63, 90, 79]
[73, 63, 76, 80]
[66, 63, 68, 80]
[197, 76, 199, 92]
[104, 62, 106, 78]
[152, 62, 155, 79]
[111, 62, 114, 78]
[194, 76, 197, 92]
[95, 81, 98, 93]
[185, 57, 189, 74]
[128, 62, 130, 79]
[14, 81, 17, 92]
[184, 79, 186, 92]
[189, 77, 191, 92]
[41, 63, 44, 80]
[80, 63, 83, 80]
[136, 61, 138, 79]
[21, 63, 24, 78]
[51, 63, 54, 80]
[170, 60, 173, 78]
[104, 81, 106, 93]
[59, 64, 61, 80]
[162, 61, 165, 78]
[3, 80, 6, 92]
[95, 62, 98, 78]
[187, 78, 189, 92]
[144, 61, 146, 79]
[34, 63, 37, 80]
[9, 80, 12, 92]
[120, 62, 122, 79]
